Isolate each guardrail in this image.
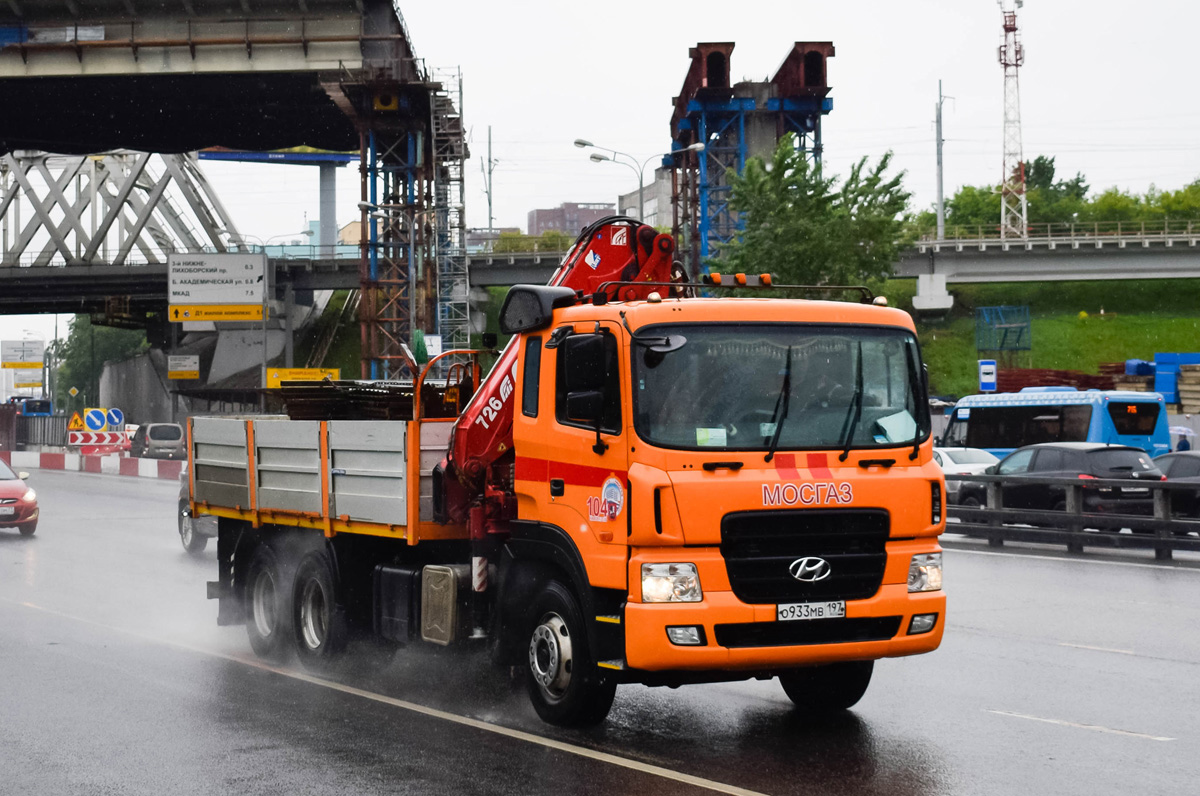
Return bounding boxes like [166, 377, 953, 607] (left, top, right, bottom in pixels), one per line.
[915, 219, 1200, 244]
[945, 473, 1200, 561]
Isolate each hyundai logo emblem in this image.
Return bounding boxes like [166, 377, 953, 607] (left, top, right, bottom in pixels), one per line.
[789, 557, 832, 582]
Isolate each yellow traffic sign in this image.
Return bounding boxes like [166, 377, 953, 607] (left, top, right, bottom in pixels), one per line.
[68, 412, 85, 430]
[170, 304, 264, 322]
[14, 381, 43, 388]
[2, 362, 41, 369]
[266, 368, 340, 388]
[68, 386, 79, 397]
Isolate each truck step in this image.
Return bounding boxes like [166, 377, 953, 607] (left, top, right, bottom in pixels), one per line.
[595, 614, 622, 625]
[597, 659, 626, 671]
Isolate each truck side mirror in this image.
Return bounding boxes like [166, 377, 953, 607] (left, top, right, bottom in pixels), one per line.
[565, 390, 604, 424]
[562, 334, 607, 392]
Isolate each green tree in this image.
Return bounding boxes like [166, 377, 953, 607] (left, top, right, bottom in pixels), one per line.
[493, 229, 574, 253]
[721, 135, 911, 286]
[54, 316, 148, 409]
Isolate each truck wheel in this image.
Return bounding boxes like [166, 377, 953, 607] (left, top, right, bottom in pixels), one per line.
[245, 545, 290, 661]
[525, 580, 616, 727]
[961, 496, 981, 509]
[178, 499, 207, 554]
[779, 660, 874, 712]
[291, 551, 347, 670]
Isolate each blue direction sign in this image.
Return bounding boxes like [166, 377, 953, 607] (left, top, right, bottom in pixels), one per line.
[979, 359, 998, 393]
[106, 408, 124, 428]
[84, 408, 107, 431]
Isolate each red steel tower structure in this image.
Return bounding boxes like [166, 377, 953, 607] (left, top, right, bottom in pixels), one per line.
[998, 0, 1028, 239]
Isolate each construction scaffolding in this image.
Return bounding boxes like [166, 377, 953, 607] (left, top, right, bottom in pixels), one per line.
[670, 42, 834, 274]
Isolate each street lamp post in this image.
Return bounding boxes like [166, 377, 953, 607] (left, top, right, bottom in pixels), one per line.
[574, 139, 704, 223]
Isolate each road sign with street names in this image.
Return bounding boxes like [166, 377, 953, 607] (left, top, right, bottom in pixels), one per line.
[168, 354, 201, 379]
[168, 252, 266, 323]
[1, 339, 44, 368]
[169, 304, 264, 323]
[266, 367, 340, 388]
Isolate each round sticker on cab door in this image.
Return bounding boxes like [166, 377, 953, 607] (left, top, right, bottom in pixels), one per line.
[588, 476, 625, 522]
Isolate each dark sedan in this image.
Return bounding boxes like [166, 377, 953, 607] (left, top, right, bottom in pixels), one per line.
[958, 442, 1165, 515]
[1152, 450, 1200, 519]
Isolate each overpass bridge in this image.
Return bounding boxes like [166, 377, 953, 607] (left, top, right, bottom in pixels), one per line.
[464, 220, 1200, 299]
[1, 0, 468, 383]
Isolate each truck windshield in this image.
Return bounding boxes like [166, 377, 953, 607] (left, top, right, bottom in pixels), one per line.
[632, 323, 928, 452]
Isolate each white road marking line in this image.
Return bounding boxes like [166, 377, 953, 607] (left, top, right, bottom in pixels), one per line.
[1059, 642, 1135, 655]
[947, 546, 1200, 573]
[986, 710, 1175, 741]
[7, 599, 766, 796]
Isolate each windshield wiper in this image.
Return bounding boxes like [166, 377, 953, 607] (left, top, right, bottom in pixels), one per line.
[837, 341, 865, 462]
[764, 346, 792, 463]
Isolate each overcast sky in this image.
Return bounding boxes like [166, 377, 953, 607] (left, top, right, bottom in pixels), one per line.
[4, 0, 1199, 346]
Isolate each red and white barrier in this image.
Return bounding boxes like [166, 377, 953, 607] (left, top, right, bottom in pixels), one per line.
[0, 450, 182, 481]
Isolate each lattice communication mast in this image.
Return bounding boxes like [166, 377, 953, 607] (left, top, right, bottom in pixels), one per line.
[998, 0, 1028, 239]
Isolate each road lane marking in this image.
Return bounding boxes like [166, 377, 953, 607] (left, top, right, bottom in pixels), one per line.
[986, 710, 1175, 741]
[1059, 642, 1135, 655]
[946, 546, 1200, 573]
[7, 598, 767, 796]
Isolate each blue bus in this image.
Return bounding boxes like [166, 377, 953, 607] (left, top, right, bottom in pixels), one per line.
[5, 397, 52, 417]
[941, 387, 1170, 457]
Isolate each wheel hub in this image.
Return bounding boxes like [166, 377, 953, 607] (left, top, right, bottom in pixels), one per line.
[299, 579, 328, 651]
[251, 570, 276, 637]
[529, 614, 572, 695]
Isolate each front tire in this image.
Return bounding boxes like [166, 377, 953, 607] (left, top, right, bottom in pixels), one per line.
[245, 545, 290, 661]
[779, 660, 874, 712]
[178, 499, 207, 554]
[17, 521, 36, 537]
[291, 551, 348, 671]
[525, 580, 616, 727]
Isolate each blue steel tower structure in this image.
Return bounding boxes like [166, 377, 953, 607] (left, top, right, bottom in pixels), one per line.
[670, 42, 834, 275]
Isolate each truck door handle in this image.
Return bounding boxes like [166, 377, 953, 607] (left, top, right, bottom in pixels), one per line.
[702, 461, 744, 471]
[550, 479, 565, 496]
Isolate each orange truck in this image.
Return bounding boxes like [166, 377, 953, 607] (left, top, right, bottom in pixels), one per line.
[190, 217, 945, 726]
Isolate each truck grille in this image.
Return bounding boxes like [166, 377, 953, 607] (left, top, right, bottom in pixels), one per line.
[720, 509, 889, 604]
[715, 616, 901, 648]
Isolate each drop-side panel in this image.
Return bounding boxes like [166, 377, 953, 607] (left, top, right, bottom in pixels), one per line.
[254, 419, 322, 514]
[191, 417, 249, 509]
[328, 420, 407, 525]
[419, 420, 453, 521]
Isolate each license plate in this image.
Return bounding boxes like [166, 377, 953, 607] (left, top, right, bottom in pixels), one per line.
[0, 506, 14, 515]
[776, 600, 846, 621]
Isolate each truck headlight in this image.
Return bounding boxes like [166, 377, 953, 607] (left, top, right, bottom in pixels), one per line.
[641, 563, 702, 603]
[907, 553, 942, 592]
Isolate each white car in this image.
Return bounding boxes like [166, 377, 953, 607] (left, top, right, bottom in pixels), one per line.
[933, 447, 999, 502]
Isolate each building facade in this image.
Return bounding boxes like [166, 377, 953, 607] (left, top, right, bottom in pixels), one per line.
[527, 202, 614, 236]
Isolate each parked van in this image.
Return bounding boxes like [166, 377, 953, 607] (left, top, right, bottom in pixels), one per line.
[131, 422, 185, 459]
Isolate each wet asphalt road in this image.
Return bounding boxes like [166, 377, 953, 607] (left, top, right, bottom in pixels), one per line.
[1, 469, 1198, 795]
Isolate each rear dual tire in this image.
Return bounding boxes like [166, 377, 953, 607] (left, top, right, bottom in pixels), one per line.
[245, 546, 290, 661]
[291, 551, 348, 671]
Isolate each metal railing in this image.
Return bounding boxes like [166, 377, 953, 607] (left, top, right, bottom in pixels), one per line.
[914, 219, 1200, 245]
[15, 416, 67, 448]
[0, 243, 362, 269]
[945, 473, 1200, 561]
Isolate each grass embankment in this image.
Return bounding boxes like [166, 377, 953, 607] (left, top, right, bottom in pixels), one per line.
[306, 281, 1200, 398]
[887, 279, 1200, 397]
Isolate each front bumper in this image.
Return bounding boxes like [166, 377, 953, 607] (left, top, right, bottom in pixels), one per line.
[0, 504, 38, 527]
[624, 543, 945, 672]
